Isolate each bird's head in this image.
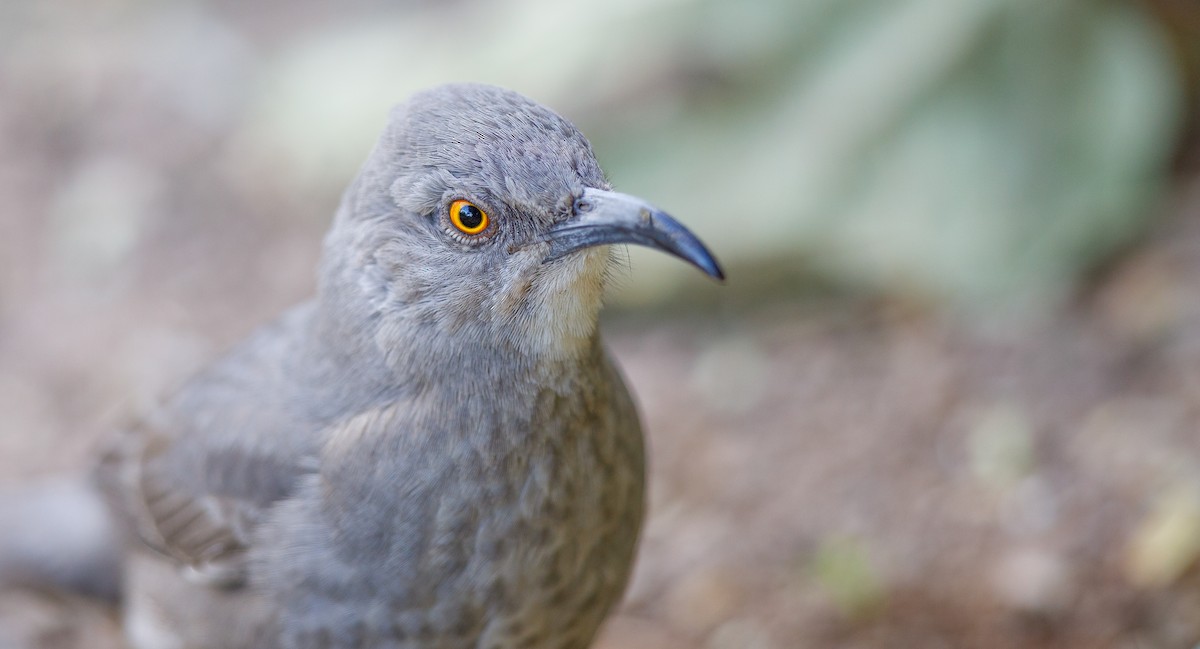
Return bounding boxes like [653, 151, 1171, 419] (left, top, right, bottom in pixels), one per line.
[319, 83, 722, 368]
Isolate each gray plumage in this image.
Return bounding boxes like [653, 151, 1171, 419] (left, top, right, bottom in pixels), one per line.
[94, 83, 721, 649]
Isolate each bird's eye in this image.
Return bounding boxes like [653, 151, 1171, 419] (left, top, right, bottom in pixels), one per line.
[449, 200, 489, 235]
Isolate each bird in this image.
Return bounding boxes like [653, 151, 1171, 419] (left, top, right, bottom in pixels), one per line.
[88, 83, 723, 649]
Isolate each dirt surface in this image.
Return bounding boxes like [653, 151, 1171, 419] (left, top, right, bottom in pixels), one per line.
[596, 194, 1200, 649]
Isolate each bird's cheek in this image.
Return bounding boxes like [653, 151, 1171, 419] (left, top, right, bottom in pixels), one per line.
[492, 246, 546, 319]
[494, 274, 535, 321]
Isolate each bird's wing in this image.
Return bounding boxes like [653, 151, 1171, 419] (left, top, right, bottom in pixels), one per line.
[95, 418, 275, 588]
[95, 303, 331, 588]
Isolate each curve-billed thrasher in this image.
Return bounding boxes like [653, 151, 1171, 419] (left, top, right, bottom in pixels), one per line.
[95, 83, 722, 649]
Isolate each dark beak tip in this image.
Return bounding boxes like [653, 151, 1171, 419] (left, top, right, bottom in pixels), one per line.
[682, 242, 725, 282]
[696, 257, 726, 282]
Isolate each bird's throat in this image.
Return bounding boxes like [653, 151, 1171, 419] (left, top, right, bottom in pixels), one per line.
[516, 246, 610, 362]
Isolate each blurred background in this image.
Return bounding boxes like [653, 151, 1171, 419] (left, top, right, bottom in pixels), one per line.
[2, 0, 1200, 647]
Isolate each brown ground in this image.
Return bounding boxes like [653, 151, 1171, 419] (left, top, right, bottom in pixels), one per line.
[597, 188, 1200, 649]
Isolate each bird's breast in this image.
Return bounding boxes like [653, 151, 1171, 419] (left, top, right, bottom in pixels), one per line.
[420, 380, 645, 646]
[269, 354, 645, 648]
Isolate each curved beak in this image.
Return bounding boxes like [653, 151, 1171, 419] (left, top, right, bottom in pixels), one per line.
[545, 188, 724, 281]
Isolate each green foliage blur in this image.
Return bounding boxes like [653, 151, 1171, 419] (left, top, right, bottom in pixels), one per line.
[1, 0, 1186, 316]
[240, 0, 1183, 312]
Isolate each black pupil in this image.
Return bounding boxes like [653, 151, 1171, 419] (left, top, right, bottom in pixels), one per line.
[458, 204, 483, 229]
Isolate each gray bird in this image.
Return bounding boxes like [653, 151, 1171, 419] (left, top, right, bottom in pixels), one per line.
[93, 83, 722, 649]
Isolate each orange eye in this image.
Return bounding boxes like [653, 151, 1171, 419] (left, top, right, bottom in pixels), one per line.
[449, 200, 489, 235]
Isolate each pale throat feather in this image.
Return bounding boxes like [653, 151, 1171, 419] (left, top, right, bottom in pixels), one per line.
[512, 245, 611, 361]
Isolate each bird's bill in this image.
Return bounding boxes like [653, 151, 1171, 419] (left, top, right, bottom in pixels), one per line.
[545, 188, 724, 281]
